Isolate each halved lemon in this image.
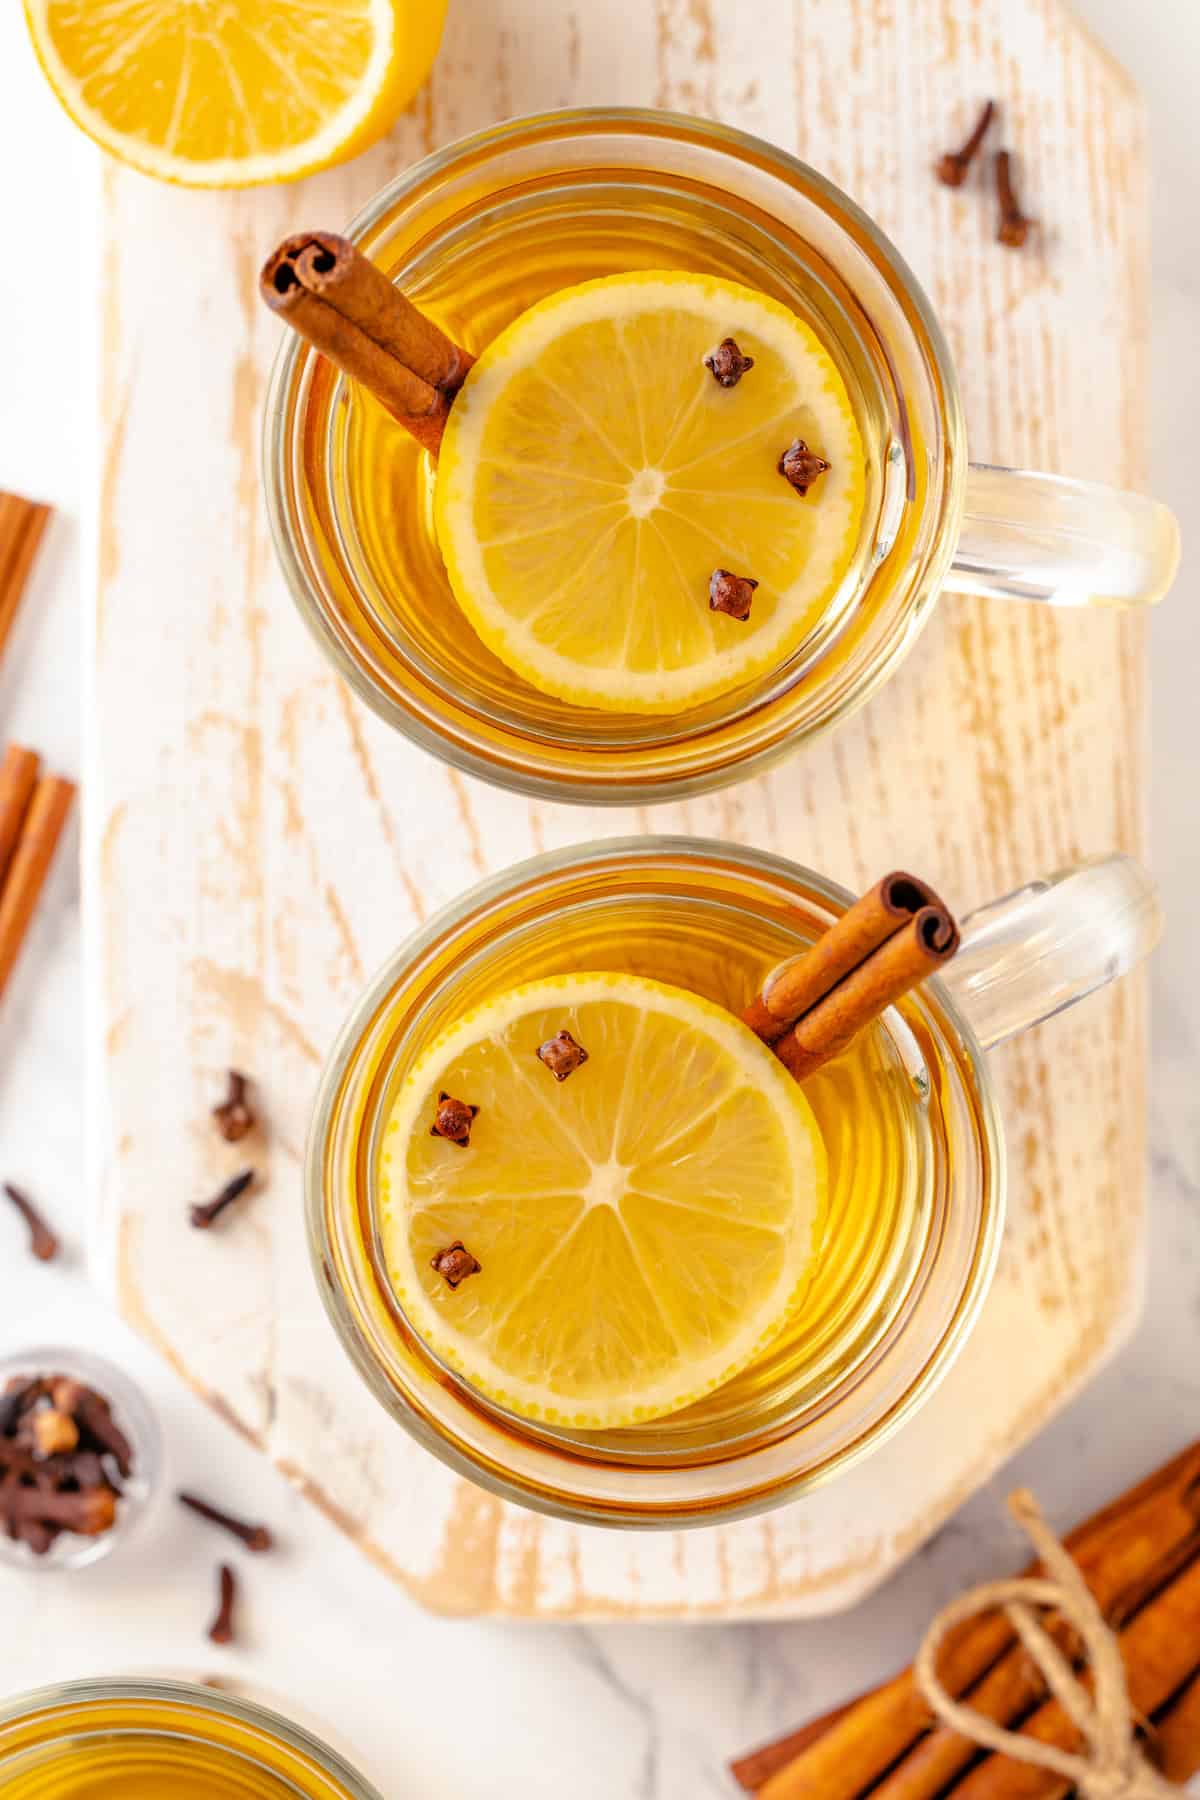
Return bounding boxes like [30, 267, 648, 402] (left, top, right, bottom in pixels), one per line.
[23, 0, 446, 188]
[379, 972, 827, 1429]
[435, 271, 866, 713]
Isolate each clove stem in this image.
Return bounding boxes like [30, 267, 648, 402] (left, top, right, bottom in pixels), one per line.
[179, 1490, 273, 1552]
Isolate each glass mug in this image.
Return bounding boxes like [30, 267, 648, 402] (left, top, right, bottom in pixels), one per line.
[0, 1678, 382, 1799]
[264, 108, 1179, 806]
[307, 837, 1159, 1528]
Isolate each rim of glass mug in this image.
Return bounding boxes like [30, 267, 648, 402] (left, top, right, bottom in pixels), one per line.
[0, 1676, 384, 1798]
[264, 107, 965, 804]
[306, 837, 1010, 1528]
[264, 108, 1177, 805]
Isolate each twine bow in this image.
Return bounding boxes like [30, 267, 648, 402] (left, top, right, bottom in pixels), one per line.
[914, 1489, 1182, 1798]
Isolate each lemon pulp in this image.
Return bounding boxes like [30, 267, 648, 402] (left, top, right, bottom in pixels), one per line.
[435, 271, 866, 713]
[380, 973, 827, 1429]
[23, 0, 445, 188]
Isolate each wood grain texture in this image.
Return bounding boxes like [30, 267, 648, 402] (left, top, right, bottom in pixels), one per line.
[93, 0, 1151, 1618]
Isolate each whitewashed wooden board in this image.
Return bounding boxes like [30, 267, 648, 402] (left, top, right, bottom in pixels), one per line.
[93, 0, 1151, 1618]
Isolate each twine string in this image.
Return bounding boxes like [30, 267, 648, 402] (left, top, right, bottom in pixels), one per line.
[913, 1489, 1181, 1798]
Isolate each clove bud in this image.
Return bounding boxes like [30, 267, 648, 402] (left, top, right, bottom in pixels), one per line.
[178, 1490, 273, 1552]
[208, 1562, 238, 1644]
[190, 1168, 256, 1231]
[994, 148, 1036, 248]
[709, 569, 758, 622]
[703, 337, 755, 388]
[212, 1070, 256, 1142]
[935, 99, 996, 187]
[431, 1241, 482, 1289]
[537, 1029, 589, 1081]
[2, 1184, 59, 1262]
[778, 439, 830, 497]
[430, 1092, 479, 1148]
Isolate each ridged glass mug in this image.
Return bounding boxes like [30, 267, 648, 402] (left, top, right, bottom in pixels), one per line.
[306, 838, 1160, 1528]
[264, 109, 1178, 805]
[0, 1678, 381, 1798]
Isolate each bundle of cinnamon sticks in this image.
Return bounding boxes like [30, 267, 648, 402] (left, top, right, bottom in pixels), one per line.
[731, 1442, 1200, 1796]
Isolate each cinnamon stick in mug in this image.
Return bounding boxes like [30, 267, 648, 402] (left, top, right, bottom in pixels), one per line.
[742, 872, 959, 1082]
[260, 232, 474, 455]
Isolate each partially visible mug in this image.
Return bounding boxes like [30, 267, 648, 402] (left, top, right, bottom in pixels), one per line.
[306, 837, 1160, 1528]
[264, 108, 1179, 804]
[0, 1677, 382, 1799]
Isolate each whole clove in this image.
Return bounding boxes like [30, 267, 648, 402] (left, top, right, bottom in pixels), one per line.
[189, 1168, 256, 1231]
[430, 1091, 479, 1148]
[212, 1070, 256, 1142]
[208, 1562, 238, 1644]
[703, 337, 755, 387]
[431, 1241, 482, 1290]
[709, 568, 758, 622]
[995, 147, 1036, 247]
[778, 438, 831, 497]
[178, 1489, 273, 1552]
[935, 99, 996, 187]
[2, 1183, 60, 1262]
[537, 1029, 589, 1081]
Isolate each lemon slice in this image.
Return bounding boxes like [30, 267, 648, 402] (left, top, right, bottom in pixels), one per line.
[23, 0, 445, 188]
[435, 271, 866, 713]
[379, 972, 826, 1429]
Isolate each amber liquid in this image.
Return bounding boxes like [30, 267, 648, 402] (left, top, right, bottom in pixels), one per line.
[361, 853, 954, 1457]
[312, 171, 890, 753]
[0, 1695, 364, 1800]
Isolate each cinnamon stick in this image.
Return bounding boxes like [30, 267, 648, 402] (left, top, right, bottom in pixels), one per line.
[952, 1549, 1200, 1797]
[260, 232, 474, 455]
[0, 493, 51, 662]
[742, 872, 959, 1084]
[729, 1699, 859, 1792]
[1155, 1666, 1200, 1782]
[0, 774, 75, 1004]
[737, 1442, 1200, 1798]
[869, 1452, 1200, 1798]
[0, 745, 40, 889]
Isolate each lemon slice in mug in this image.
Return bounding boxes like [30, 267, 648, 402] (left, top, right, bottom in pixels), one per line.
[379, 972, 827, 1430]
[435, 271, 866, 713]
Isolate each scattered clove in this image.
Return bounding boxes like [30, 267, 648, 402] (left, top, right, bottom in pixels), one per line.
[2, 1184, 60, 1262]
[190, 1168, 256, 1231]
[0, 1373, 131, 1556]
[994, 148, 1036, 247]
[178, 1490, 273, 1553]
[430, 1091, 479, 1148]
[778, 439, 830, 497]
[703, 337, 755, 388]
[537, 1029, 589, 1081]
[212, 1070, 256, 1142]
[935, 99, 996, 187]
[709, 568, 758, 622]
[208, 1561, 238, 1644]
[431, 1241, 482, 1289]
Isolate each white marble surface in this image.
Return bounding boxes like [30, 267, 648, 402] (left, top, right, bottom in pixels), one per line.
[0, 3, 1196, 1794]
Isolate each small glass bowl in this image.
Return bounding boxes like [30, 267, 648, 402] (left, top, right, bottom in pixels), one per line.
[0, 1346, 161, 1571]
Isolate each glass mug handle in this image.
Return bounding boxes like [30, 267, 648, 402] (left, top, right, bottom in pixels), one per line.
[949, 466, 1180, 608]
[937, 855, 1162, 1051]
